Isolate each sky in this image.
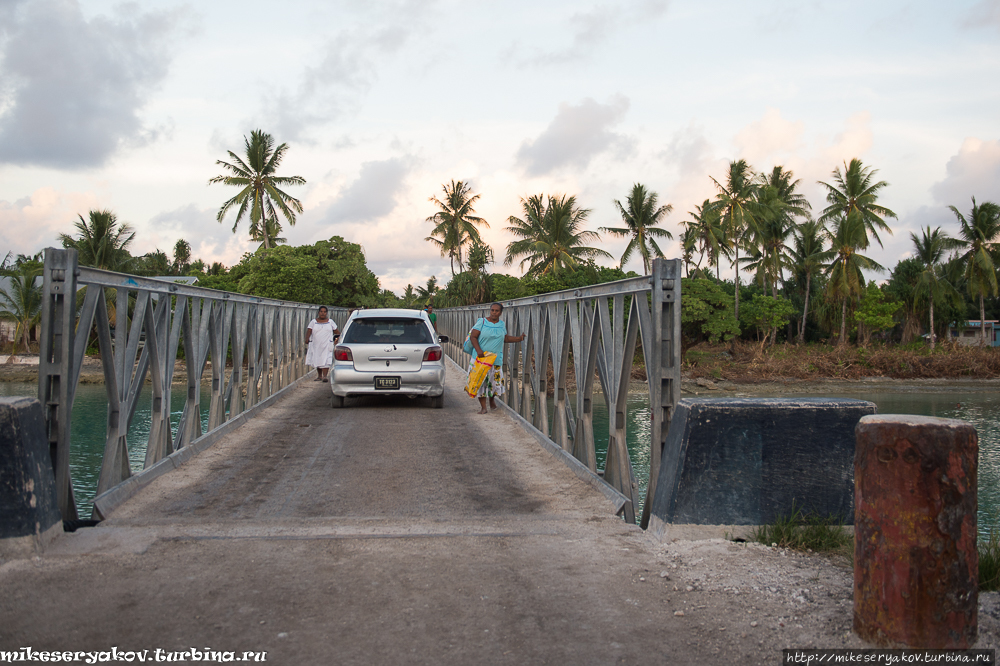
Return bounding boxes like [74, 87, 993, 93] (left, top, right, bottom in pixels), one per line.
[0, 0, 998, 293]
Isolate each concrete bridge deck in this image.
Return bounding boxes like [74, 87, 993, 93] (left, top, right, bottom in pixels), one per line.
[2, 364, 793, 664]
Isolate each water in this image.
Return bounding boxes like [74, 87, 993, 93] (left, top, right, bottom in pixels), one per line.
[578, 389, 1000, 532]
[0, 382, 210, 517]
[4, 380, 998, 532]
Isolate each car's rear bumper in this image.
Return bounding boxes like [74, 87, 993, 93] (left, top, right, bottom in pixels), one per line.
[330, 364, 445, 397]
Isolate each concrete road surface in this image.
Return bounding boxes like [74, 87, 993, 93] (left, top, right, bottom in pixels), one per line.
[0, 363, 769, 665]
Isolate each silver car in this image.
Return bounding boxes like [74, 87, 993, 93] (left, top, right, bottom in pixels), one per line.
[330, 308, 449, 408]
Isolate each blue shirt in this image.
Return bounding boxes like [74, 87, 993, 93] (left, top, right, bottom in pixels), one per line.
[474, 318, 507, 365]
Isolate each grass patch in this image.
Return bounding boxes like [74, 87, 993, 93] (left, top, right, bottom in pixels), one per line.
[746, 504, 853, 556]
[981, 527, 1000, 592]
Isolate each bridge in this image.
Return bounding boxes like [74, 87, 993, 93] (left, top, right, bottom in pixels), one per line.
[1, 249, 985, 658]
[3, 249, 742, 663]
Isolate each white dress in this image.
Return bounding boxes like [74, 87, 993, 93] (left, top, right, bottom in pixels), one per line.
[305, 319, 338, 369]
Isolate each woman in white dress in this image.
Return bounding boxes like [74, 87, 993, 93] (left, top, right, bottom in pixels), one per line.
[305, 306, 339, 382]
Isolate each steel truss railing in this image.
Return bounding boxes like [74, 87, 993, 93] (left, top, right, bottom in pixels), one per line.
[38, 248, 344, 522]
[437, 258, 681, 526]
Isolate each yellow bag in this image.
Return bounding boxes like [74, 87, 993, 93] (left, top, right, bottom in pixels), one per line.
[464, 353, 497, 398]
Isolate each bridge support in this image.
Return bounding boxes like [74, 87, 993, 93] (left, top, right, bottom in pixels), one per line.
[854, 414, 978, 648]
[0, 398, 62, 558]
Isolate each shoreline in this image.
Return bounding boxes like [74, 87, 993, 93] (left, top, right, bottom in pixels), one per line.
[4, 356, 999, 396]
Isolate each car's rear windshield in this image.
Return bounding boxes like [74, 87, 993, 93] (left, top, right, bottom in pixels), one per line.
[343, 318, 434, 344]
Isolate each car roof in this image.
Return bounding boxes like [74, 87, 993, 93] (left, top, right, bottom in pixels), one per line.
[348, 308, 429, 321]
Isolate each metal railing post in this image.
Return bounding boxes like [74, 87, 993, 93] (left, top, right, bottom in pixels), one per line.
[38, 248, 79, 522]
[640, 258, 681, 529]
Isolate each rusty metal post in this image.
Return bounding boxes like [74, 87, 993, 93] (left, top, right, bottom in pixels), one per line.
[854, 414, 978, 648]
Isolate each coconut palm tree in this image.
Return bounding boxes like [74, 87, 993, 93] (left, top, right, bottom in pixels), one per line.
[425, 180, 489, 276]
[0, 264, 43, 353]
[818, 158, 896, 249]
[683, 199, 728, 279]
[680, 225, 699, 277]
[59, 209, 136, 272]
[712, 160, 762, 319]
[910, 226, 962, 349]
[209, 129, 306, 250]
[951, 197, 1000, 346]
[825, 214, 885, 345]
[504, 194, 612, 276]
[788, 220, 833, 344]
[599, 183, 673, 275]
[415, 276, 440, 306]
[172, 239, 192, 274]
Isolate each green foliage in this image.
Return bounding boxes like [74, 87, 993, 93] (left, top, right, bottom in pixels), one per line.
[854, 283, 901, 342]
[59, 209, 136, 272]
[234, 236, 381, 307]
[489, 273, 524, 301]
[739, 293, 795, 341]
[680, 278, 740, 344]
[209, 129, 306, 249]
[981, 523, 1000, 592]
[747, 503, 852, 555]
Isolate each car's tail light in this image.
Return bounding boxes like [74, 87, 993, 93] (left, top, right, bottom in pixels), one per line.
[422, 346, 443, 362]
[334, 346, 353, 362]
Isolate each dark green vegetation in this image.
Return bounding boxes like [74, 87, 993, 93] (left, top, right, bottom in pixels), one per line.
[981, 525, 1000, 592]
[5, 127, 1000, 354]
[746, 504, 852, 557]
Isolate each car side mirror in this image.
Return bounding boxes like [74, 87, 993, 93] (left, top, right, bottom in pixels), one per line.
[438, 335, 449, 343]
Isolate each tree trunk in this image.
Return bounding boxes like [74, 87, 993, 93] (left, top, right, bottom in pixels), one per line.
[798, 272, 811, 345]
[733, 245, 740, 322]
[839, 299, 847, 346]
[929, 297, 935, 350]
[981, 294, 988, 347]
[769, 280, 778, 346]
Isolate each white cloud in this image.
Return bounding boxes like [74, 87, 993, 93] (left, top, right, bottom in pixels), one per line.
[313, 157, 416, 227]
[734, 107, 805, 166]
[510, 0, 668, 66]
[0, 187, 102, 256]
[261, 1, 436, 141]
[963, 0, 1000, 31]
[0, 0, 188, 168]
[516, 96, 633, 176]
[930, 137, 1000, 208]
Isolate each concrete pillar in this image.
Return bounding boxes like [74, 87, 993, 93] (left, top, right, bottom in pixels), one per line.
[854, 414, 978, 648]
[0, 397, 63, 558]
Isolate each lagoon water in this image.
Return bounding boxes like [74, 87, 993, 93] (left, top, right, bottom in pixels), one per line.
[0, 382, 210, 517]
[3, 381, 998, 532]
[585, 389, 1000, 530]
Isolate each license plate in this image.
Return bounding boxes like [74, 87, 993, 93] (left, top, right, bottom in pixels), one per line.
[374, 376, 400, 390]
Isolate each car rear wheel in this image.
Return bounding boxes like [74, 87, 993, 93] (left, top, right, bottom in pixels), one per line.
[331, 395, 345, 408]
[430, 394, 444, 409]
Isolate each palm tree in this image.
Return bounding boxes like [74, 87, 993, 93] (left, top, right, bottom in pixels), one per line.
[599, 183, 673, 275]
[789, 220, 833, 344]
[910, 226, 962, 349]
[172, 239, 192, 274]
[59, 209, 136, 271]
[754, 166, 812, 293]
[0, 264, 43, 353]
[951, 197, 1000, 345]
[504, 194, 613, 276]
[825, 215, 885, 345]
[425, 180, 489, 276]
[818, 158, 896, 249]
[680, 225, 699, 277]
[683, 199, 727, 279]
[209, 129, 306, 250]
[712, 160, 762, 320]
[415, 276, 440, 306]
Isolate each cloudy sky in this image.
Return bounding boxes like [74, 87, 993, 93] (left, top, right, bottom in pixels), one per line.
[1, 0, 998, 293]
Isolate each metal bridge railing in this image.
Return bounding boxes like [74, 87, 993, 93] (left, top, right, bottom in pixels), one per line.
[38, 248, 344, 522]
[437, 258, 681, 526]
